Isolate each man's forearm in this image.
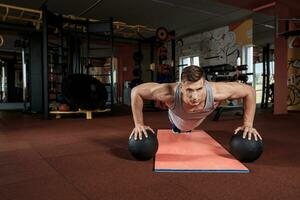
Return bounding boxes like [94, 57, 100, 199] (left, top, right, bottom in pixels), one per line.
[131, 90, 144, 126]
[243, 88, 256, 127]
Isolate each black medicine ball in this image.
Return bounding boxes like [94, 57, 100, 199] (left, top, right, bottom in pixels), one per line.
[229, 130, 263, 163]
[62, 74, 108, 110]
[128, 130, 159, 161]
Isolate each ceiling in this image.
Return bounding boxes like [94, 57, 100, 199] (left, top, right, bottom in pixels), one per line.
[219, 0, 300, 18]
[0, 0, 277, 45]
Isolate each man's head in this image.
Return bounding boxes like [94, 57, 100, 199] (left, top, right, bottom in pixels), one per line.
[181, 65, 205, 83]
[180, 65, 206, 106]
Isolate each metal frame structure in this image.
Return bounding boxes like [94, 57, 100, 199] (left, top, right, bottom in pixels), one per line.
[0, 2, 156, 118]
[0, 3, 42, 30]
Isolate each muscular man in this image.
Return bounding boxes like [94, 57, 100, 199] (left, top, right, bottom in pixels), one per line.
[129, 65, 262, 141]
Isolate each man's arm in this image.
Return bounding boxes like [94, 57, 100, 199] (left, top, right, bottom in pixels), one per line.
[213, 82, 256, 127]
[213, 82, 262, 140]
[130, 83, 174, 140]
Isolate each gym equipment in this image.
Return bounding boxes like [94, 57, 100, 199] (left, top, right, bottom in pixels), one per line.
[157, 64, 172, 83]
[155, 129, 249, 173]
[202, 64, 235, 73]
[58, 103, 69, 111]
[57, 94, 66, 103]
[133, 51, 143, 62]
[261, 44, 272, 108]
[132, 68, 142, 77]
[129, 78, 143, 89]
[62, 74, 108, 110]
[229, 130, 263, 163]
[158, 46, 168, 61]
[130, 68, 143, 89]
[156, 27, 168, 41]
[0, 3, 42, 30]
[128, 130, 159, 161]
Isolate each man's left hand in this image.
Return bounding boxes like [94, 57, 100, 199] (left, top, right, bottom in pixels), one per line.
[234, 126, 262, 141]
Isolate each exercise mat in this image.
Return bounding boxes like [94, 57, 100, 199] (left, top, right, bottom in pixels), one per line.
[154, 129, 249, 173]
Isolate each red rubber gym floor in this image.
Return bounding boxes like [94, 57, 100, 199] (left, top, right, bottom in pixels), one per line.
[0, 109, 299, 200]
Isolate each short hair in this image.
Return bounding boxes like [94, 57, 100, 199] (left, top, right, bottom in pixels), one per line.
[181, 65, 205, 82]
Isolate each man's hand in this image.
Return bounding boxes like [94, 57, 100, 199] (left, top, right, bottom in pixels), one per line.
[234, 126, 262, 141]
[129, 125, 155, 140]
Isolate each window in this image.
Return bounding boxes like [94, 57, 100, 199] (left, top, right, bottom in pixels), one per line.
[182, 57, 191, 66]
[192, 56, 199, 66]
[254, 61, 274, 103]
[242, 45, 254, 84]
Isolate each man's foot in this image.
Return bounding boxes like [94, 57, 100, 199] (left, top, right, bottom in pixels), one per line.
[172, 129, 181, 134]
[171, 124, 182, 134]
[171, 123, 192, 134]
[171, 129, 192, 134]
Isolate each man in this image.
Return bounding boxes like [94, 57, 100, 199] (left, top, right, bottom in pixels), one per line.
[129, 65, 262, 141]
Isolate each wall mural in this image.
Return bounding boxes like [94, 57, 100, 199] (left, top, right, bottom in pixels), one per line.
[287, 20, 300, 111]
[179, 19, 253, 67]
[287, 37, 300, 110]
[176, 20, 252, 108]
[180, 26, 239, 66]
[287, 59, 300, 108]
[199, 26, 240, 66]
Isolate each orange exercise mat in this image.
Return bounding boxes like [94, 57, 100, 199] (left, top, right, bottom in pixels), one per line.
[154, 129, 249, 173]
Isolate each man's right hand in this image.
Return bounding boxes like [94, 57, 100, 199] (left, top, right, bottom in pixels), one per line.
[129, 125, 155, 140]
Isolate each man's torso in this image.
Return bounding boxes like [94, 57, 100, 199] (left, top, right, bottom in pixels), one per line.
[167, 81, 220, 131]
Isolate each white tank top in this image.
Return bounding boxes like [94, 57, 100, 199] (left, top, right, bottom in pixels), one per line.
[168, 81, 219, 131]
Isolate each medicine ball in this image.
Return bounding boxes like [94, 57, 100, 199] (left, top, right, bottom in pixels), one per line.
[128, 130, 159, 161]
[229, 130, 263, 163]
[62, 74, 107, 110]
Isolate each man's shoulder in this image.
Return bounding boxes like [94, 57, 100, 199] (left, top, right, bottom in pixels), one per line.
[150, 82, 177, 97]
[157, 82, 177, 93]
[207, 81, 230, 91]
[207, 81, 225, 100]
[207, 81, 219, 92]
[169, 82, 178, 90]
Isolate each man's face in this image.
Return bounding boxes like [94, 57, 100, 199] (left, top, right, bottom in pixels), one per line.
[181, 79, 205, 106]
